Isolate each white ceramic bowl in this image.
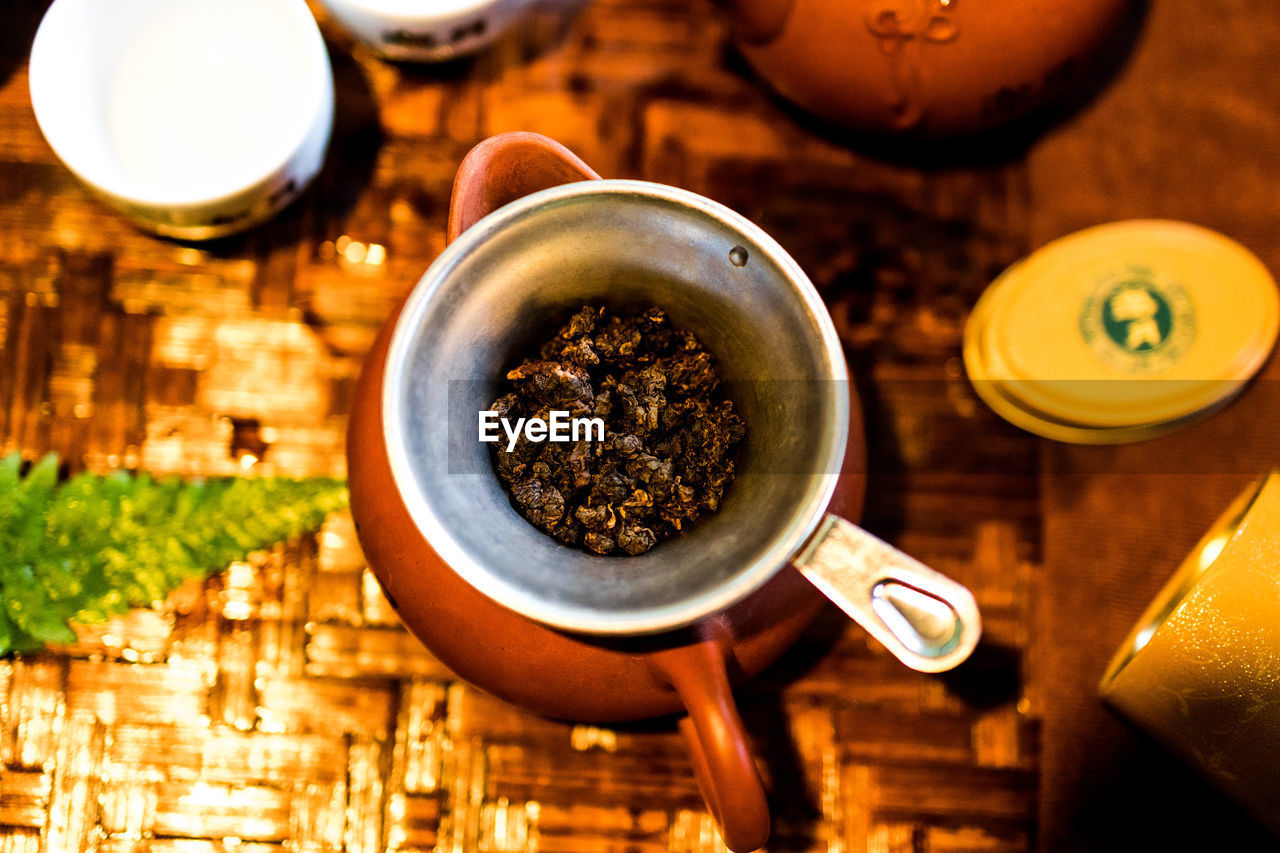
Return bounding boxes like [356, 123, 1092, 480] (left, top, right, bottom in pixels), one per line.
[316, 0, 536, 62]
[29, 0, 334, 240]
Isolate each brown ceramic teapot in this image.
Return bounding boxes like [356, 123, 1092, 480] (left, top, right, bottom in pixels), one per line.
[724, 0, 1135, 136]
[346, 132, 981, 852]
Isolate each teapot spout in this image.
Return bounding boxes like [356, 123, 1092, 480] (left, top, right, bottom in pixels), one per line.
[720, 0, 794, 45]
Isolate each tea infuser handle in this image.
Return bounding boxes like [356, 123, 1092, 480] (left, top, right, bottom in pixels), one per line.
[649, 621, 770, 853]
[447, 132, 601, 243]
[794, 515, 982, 673]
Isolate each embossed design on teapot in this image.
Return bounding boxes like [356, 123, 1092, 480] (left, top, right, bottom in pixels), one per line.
[865, 0, 960, 129]
[721, 0, 1134, 137]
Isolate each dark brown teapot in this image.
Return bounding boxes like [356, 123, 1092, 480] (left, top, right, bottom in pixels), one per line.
[725, 0, 1135, 136]
[347, 132, 980, 851]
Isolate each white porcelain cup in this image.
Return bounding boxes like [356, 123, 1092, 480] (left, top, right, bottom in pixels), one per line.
[29, 0, 334, 241]
[315, 0, 538, 62]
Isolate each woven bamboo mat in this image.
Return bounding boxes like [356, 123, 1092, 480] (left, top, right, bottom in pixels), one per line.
[0, 0, 1184, 848]
[0, 516, 1038, 852]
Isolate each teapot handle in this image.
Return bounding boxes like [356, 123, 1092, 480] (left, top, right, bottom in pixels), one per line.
[447, 132, 601, 242]
[649, 620, 771, 853]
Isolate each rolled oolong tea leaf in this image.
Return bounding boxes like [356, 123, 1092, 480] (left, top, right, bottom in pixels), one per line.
[0, 452, 348, 656]
[491, 306, 746, 556]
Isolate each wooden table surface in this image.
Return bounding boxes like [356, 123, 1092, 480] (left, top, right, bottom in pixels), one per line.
[2, 1, 1280, 851]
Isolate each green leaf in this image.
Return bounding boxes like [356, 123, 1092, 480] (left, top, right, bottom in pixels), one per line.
[0, 605, 14, 653]
[0, 455, 348, 656]
[1, 563, 77, 645]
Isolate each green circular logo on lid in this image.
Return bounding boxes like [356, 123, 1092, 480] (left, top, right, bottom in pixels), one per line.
[1080, 267, 1195, 373]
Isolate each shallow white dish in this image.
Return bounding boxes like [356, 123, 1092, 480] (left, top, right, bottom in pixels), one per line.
[29, 0, 334, 240]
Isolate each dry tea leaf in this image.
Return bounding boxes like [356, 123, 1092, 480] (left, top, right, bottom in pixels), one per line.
[490, 306, 745, 556]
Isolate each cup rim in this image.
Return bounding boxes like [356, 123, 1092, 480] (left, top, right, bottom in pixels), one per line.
[1099, 472, 1271, 692]
[28, 0, 333, 209]
[321, 0, 504, 20]
[381, 179, 850, 635]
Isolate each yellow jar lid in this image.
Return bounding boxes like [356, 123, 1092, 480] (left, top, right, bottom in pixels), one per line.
[964, 220, 1279, 443]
